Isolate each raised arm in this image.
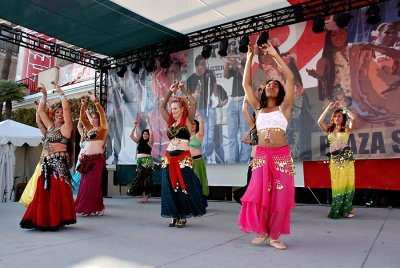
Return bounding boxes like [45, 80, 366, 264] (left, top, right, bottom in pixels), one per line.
[77, 118, 84, 137]
[53, 83, 73, 136]
[260, 42, 295, 116]
[160, 82, 178, 123]
[146, 116, 154, 147]
[242, 46, 259, 111]
[195, 112, 205, 143]
[179, 82, 196, 124]
[34, 100, 46, 135]
[346, 110, 355, 131]
[129, 121, 139, 144]
[88, 92, 108, 130]
[80, 97, 92, 131]
[318, 101, 335, 133]
[242, 97, 255, 129]
[37, 84, 53, 129]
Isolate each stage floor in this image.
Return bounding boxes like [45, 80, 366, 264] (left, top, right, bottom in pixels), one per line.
[1, 198, 399, 268]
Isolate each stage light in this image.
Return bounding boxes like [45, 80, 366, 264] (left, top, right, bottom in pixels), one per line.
[335, 12, 353, 28]
[201, 45, 212, 59]
[239, 36, 250, 53]
[131, 60, 142, 74]
[116, 65, 127, 78]
[218, 40, 229, 57]
[159, 54, 171, 69]
[144, 57, 156, 72]
[256, 31, 269, 46]
[366, 4, 381, 25]
[312, 16, 325, 34]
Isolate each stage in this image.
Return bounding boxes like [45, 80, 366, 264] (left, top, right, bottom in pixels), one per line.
[1, 198, 399, 268]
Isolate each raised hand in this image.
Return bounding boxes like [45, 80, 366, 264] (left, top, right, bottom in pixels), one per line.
[38, 83, 47, 98]
[327, 101, 336, 110]
[169, 81, 180, 94]
[259, 42, 278, 57]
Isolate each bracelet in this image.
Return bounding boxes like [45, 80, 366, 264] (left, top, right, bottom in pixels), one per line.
[59, 94, 67, 101]
[39, 98, 47, 104]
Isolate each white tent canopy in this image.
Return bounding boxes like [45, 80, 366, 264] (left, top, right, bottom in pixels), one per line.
[0, 120, 43, 202]
[0, 119, 43, 146]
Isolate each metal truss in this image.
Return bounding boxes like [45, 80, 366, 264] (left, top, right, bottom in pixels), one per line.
[0, 0, 389, 70]
[108, 0, 388, 68]
[0, 23, 104, 69]
[94, 69, 108, 109]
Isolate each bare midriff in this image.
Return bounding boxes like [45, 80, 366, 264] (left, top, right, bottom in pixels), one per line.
[257, 129, 288, 148]
[137, 153, 151, 158]
[44, 143, 67, 156]
[190, 147, 202, 157]
[81, 140, 105, 156]
[330, 141, 348, 152]
[167, 138, 190, 151]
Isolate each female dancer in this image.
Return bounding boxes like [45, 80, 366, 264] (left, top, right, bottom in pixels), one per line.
[128, 117, 154, 203]
[233, 97, 257, 205]
[189, 112, 209, 207]
[318, 101, 355, 219]
[20, 83, 76, 230]
[75, 92, 108, 216]
[160, 81, 206, 228]
[238, 42, 296, 250]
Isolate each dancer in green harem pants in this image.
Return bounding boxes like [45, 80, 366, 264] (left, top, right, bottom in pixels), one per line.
[318, 101, 356, 219]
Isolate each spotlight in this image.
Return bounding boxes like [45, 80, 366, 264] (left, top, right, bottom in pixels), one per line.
[312, 16, 325, 34]
[366, 4, 380, 25]
[239, 36, 250, 53]
[256, 31, 269, 46]
[201, 45, 212, 59]
[159, 54, 171, 69]
[218, 40, 229, 57]
[144, 57, 156, 72]
[335, 12, 353, 28]
[131, 60, 142, 74]
[116, 65, 127, 78]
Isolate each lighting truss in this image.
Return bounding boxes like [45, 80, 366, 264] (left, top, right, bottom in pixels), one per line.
[0, 23, 104, 69]
[108, 0, 388, 68]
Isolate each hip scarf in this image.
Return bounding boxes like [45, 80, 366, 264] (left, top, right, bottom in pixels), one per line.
[328, 146, 354, 167]
[162, 150, 193, 193]
[77, 154, 104, 174]
[43, 152, 70, 190]
[252, 146, 295, 191]
[137, 156, 154, 168]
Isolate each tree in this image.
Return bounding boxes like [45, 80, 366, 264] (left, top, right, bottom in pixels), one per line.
[0, 80, 26, 120]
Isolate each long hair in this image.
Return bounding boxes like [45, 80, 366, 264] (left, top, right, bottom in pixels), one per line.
[193, 119, 200, 133]
[139, 129, 150, 144]
[168, 97, 188, 128]
[259, 79, 286, 109]
[327, 109, 347, 133]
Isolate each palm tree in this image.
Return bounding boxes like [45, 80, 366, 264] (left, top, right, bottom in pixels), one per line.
[0, 80, 26, 120]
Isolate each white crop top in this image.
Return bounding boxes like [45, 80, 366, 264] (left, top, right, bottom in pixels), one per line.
[256, 109, 288, 132]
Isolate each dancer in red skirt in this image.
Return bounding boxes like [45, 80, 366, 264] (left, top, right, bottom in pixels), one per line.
[20, 82, 76, 231]
[75, 92, 108, 216]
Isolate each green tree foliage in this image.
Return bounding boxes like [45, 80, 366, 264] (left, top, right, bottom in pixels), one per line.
[0, 80, 27, 120]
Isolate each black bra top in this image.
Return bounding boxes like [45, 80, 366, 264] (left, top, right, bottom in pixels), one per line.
[46, 126, 69, 144]
[137, 141, 152, 155]
[166, 125, 190, 141]
[84, 129, 97, 141]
